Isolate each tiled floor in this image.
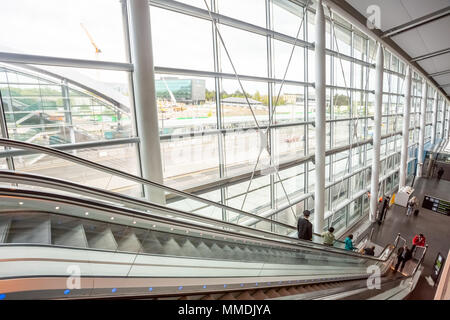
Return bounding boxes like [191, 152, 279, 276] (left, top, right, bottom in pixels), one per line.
[370, 177, 450, 299]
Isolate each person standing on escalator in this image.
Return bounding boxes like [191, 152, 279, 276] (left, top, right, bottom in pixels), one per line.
[297, 210, 313, 241]
[437, 167, 444, 181]
[344, 234, 355, 251]
[394, 245, 412, 273]
[321, 227, 335, 246]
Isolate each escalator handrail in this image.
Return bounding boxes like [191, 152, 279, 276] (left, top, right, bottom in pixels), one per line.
[0, 169, 345, 245]
[0, 138, 299, 233]
[412, 244, 428, 276]
[0, 186, 398, 262]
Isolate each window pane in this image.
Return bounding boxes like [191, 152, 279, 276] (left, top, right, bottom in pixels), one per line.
[219, 25, 267, 77]
[0, 0, 126, 62]
[151, 7, 214, 71]
[218, 0, 266, 27]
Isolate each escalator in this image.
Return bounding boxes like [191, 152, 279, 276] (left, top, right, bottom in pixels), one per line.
[0, 138, 426, 300]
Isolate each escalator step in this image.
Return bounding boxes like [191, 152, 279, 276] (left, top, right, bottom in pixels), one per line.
[277, 288, 291, 297]
[179, 239, 201, 258]
[195, 241, 214, 258]
[294, 285, 310, 293]
[287, 287, 300, 295]
[252, 290, 268, 300]
[0, 218, 11, 243]
[201, 293, 224, 300]
[265, 289, 281, 298]
[219, 293, 237, 300]
[236, 291, 255, 300]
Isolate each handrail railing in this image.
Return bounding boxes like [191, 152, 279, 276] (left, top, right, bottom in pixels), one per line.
[0, 138, 297, 233]
[0, 186, 399, 262]
[0, 138, 349, 245]
[412, 245, 428, 276]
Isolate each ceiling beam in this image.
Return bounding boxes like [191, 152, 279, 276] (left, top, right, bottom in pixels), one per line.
[429, 69, 450, 77]
[323, 0, 450, 101]
[410, 47, 450, 62]
[381, 6, 450, 38]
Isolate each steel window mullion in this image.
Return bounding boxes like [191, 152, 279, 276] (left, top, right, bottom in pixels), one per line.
[149, 0, 313, 49]
[154, 66, 313, 87]
[0, 52, 133, 72]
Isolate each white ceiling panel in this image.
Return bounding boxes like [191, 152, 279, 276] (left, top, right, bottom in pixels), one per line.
[399, 0, 450, 22]
[346, 0, 411, 31]
[392, 30, 428, 58]
[344, 0, 450, 98]
[414, 16, 450, 52]
[432, 73, 450, 84]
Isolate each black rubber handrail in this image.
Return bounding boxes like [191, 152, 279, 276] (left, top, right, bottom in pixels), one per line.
[0, 138, 297, 232]
[0, 187, 399, 262]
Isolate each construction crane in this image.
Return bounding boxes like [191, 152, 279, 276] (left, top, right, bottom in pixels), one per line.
[80, 23, 102, 58]
[80, 23, 102, 80]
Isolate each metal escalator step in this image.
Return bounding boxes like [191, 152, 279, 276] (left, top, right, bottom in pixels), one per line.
[221, 244, 237, 259]
[161, 237, 182, 256]
[219, 293, 237, 300]
[116, 231, 142, 252]
[276, 287, 291, 297]
[252, 289, 268, 300]
[179, 239, 201, 257]
[209, 243, 226, 259]
[287, 287, 300, 295]
[194, 241, 214, 258]
[85, 227, 118, 250]
[265, 289, 281, 298]
[294, 285, 310, 293]
[231, 245, 246, 260]
[180, 294, 205, 300]
[0, 217, 11, 243]
[141, 232, 165, 254]
[52, 222, 88, 248]
[236, 291, 255, 300]
[201, 293, 224, 300]
[6, 213, 51, 244]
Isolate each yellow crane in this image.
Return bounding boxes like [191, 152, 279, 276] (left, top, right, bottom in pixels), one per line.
[80, 23, 102, 80]
[80, 23, 102, 58]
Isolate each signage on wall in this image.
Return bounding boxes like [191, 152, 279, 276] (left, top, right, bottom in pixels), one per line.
[422, 195, 450, 216]
[431, 252, 446, 282]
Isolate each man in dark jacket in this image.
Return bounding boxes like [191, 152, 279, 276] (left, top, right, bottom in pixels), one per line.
[378, 196, 390, 224]
[297, 210, 313, 241]
[394, 245, 412, 273]
[437, 167, 444, 181]
[364, 246, 376, 256]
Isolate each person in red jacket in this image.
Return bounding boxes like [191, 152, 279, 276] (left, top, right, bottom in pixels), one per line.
[412, 233, 426, 254]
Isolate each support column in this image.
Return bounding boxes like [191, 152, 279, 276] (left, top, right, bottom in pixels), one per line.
[447, 100, 450, 138]
[417, 81, 427, 177]
[441, 99, 447, 140]
[431, 90, 438, 145]
[399, 66, 411, 189]
[128, 0, 165, 203]
[369, 43, 383, 223]
[314, 0, 326, 233]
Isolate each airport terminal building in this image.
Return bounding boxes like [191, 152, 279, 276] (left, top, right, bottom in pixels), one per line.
[0, 0, 449, 302]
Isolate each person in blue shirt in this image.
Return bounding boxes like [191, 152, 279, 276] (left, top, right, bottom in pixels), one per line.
[345, 234, 355, 251]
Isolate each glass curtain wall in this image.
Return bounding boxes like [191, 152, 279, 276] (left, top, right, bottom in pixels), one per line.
[0, 0, 448, 237]
[0, 0, 141, 197]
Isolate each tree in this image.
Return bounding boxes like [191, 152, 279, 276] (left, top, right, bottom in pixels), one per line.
[205, 89, 215, 101]
[333, 94, 350, 106]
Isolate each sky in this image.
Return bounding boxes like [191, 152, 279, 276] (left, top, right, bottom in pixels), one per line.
[0, 0, 311, 93]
